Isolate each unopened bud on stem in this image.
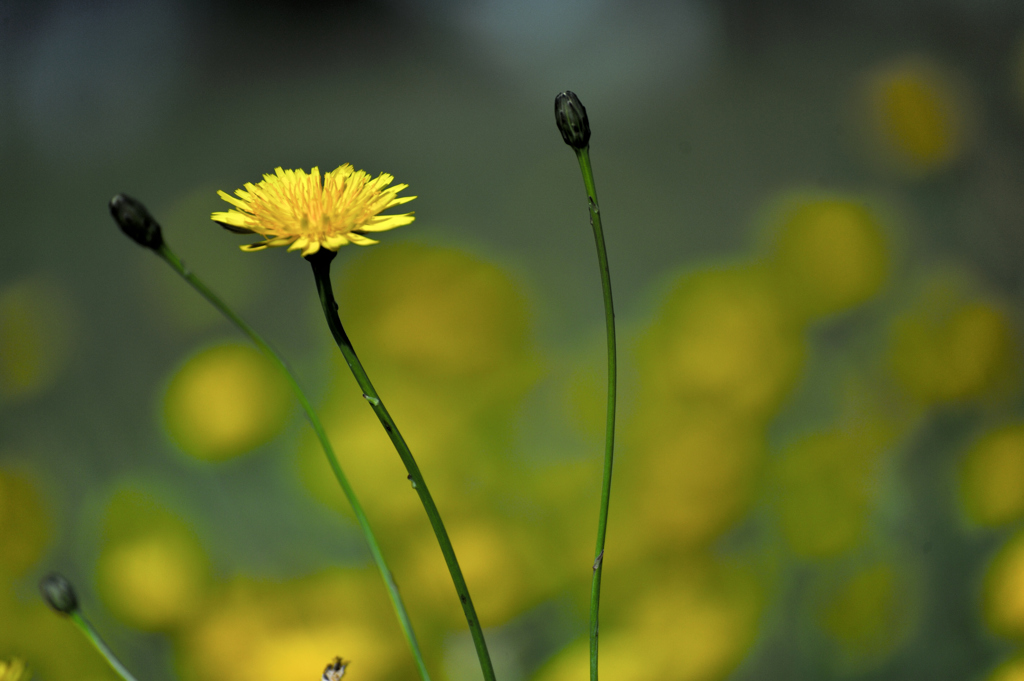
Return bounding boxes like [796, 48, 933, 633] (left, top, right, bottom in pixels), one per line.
[554, 91, 591, 149]
[40, 573, 78, 614]
[110, 194, 164, 250]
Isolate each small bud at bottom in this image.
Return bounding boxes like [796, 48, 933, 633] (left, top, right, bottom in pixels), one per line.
[39, 572, 78, 614]
[322, 657, 348, 681]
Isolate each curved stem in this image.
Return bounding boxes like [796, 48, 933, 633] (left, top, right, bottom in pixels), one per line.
[574, 145, 617, 681]
[155, 243, 431, 681]
[70, 612, 141, 681]
[307, 250, 496, 681]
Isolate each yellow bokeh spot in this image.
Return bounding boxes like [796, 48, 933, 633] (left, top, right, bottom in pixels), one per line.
[97, 489, 210, 631]
[866, 58, 964, 172]
[296, 379, 485, 527]
[535, 563, 760, 681]
[97, 533, 209, 630]
[624, 408, 764, 552]
[337, 244, 537, 393]
[532, 635, 659, 681]
[402, 519, 550, 628]
[890, 294, 1015, 404]
[0, 278, 73, 403]
[821, 563, 913, 663]
[633, 565, 761, 681]
[179, 570, 406, 681]
[961, 424, 1024, 526]
[642, 266, 804, 421]
[989, 656, 1024, 681]
[519, 456, 604, 593]
[0, 468, 51, 577]
[776, 426, 887, 558]
[768, 196, 889, 320]
[164, 343, 292, 461]
[985, 530, 1024, 638]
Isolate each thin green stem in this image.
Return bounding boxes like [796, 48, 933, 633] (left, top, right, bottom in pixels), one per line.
[307, 250, 496, 681]
[155, 243, 431, 681]
[574, 145, 617, 681]
[70, 611, 140, 681]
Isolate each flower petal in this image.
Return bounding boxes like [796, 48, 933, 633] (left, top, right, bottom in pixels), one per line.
[346, 233, 380, 246]
[323, 235, 352, 249]
[360, 213, 415, 232]
[386, 195, 417, 207]
[218, 190, 252, 211]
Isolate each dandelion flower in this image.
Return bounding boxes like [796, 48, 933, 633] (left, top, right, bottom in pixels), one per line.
[0, 658, 30, 681]
[212, 166, 415, 257]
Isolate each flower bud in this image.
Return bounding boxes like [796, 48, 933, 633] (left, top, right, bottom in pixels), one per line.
[39, 572, 78, 614]
[554, 91, 591, 149]
[109, 194, 164, 250]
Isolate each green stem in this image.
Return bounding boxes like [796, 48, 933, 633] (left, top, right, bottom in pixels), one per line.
[574, 145, 617, 681]
[155, 243, 431, 681]
[70, 611, 141, 681]
[307, 250, 496, 681]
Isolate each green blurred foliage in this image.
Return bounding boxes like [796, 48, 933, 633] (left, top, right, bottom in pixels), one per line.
[0, 279, 74, 404]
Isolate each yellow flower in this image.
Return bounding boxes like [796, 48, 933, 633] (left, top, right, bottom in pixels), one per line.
[0, 658, 30, 681]
[212, 165, 415, 257]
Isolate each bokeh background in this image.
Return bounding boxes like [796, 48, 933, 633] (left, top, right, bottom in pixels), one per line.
[4, 0, 1024, 680]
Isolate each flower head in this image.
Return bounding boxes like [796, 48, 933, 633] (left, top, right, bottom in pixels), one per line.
[212, 165, 415, 257]
[0, 658, 30, 681]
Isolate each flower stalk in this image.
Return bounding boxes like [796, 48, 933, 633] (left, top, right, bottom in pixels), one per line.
[70, 611, 142, 681]
[555, 90, 617, 681]
[109, 195, 432, 681]
[306, 248, 496, 681]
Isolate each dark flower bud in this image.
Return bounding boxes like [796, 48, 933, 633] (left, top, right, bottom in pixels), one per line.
[554, 91, 591, 150]
[109, 194, 164, 250]
[39, 573, 78, 614]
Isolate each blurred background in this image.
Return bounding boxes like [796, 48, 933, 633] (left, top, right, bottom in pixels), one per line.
[4, 0, 1024, 680]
